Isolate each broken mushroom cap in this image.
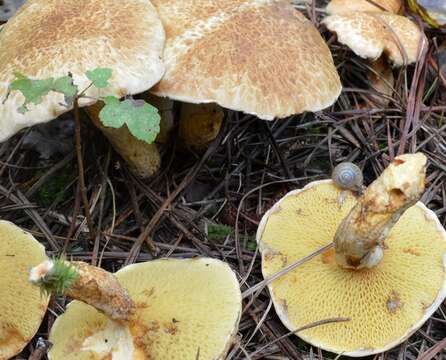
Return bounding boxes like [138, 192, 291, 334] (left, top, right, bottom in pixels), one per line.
[48, 258, 242, 359]
[0, 0, 165, 142]
[322, 12, 426, 66]
[326, 0, 403, 14]
[150, 0, 341, 120]
[256, 154, 446, 356]
[0, 220, 49, 359]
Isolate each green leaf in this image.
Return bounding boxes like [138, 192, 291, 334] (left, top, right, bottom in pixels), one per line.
[207, 224, 233, 241]
[7, 73, 78, 113]
[9, 73, 54, 111]
[245, 239, 257, 251]
[86, 68, 112, 88]
[53, 75, 77, 98]
[99, 96, 160, 144]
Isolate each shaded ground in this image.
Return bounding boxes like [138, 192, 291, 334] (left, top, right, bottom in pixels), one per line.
[1, 1, 446, 359]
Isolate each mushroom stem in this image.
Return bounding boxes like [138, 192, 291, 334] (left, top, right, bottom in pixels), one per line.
[85, 102, 161, 178]
[334, 153, 427, 269]
[179, 103, 224, 149]
[367, 58, 395, 107]
[30, 260, 134, 322]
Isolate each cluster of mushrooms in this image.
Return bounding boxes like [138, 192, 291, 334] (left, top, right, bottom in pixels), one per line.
[0, 0, 445, 359]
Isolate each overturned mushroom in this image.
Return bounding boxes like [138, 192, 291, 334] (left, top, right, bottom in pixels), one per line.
[0, 221, 49, 359]
[0, 0, 165, 177]
[31, 258, 242, 359]
[257, 153, 446, 356]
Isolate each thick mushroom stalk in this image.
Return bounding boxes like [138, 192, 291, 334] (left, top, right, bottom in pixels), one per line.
[179, 103, 224, 149]
[334, 153, 427, 269]
[86, 102, 161, 178]
[29, 260, 134, 322]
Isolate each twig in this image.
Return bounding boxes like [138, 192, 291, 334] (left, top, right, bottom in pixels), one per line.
[73, 97, 95, 241]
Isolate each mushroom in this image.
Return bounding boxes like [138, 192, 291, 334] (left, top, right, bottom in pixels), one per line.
[326, 0, 403, 14]
[0, 0, 165, 177]
[30, 258, 242, 359]
[322, 6, 426, 106]
[256, 153, 446, 356]
[0, 220, 49, 359]
[150, 0, 342, 145]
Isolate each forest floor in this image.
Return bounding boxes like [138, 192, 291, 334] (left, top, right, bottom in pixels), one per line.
[1, 1, 446, 359]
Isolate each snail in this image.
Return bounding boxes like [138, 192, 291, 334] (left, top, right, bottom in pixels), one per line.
[332, 162, 364, 193]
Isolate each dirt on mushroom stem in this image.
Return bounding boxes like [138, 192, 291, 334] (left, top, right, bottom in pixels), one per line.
[334, 153, 427, 269]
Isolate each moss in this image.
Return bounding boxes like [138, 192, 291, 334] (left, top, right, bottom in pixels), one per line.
[34, 167, 71, 207]
[207, 223, 256, 250]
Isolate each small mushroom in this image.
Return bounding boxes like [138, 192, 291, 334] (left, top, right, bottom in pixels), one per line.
[257, 153, 446, 356]
[150, 0, 342, 145]
[31, 258, 242, 359]
[326, 0, 403, 14]
[323, 4, 426, 106]
[0, 0, 165, 177]
[0, 220, 49, 359]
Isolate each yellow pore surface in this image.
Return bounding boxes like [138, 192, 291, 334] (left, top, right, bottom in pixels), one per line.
[258, 181, 446, 355]
[49, 258, 242, 360]
[0, 220, 48, 359]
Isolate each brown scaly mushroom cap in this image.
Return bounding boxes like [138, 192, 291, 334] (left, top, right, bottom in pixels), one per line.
[322, 12, 427, 66]
[0, 0, 165, 142]
[326, 0, 403, 14]
[151, 0, 342, 120]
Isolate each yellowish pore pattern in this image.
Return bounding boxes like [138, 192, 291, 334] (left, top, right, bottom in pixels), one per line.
[0, 221, 49, 359]
[259, 181, 446, 354]
[49, 258, 241, 360]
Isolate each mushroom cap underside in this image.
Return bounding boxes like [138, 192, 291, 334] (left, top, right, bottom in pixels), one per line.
[151, 0, 341, 120]
[0, 0, 165, 142]
[0, 220, 49, 359]
[256, 180, 446, 356]
[48, 258, 242, 360]
[323, 12, 426, 66]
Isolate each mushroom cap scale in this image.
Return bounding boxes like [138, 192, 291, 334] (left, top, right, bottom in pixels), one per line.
[326, 0, 403, 14]
[151, 0, 341, 120]
[322, 12, 426, 66]
[48, 258, 242, 360]
[0, 0, 165, 142]
[257, 180, 446, 356]
[0, 220, 49, 359]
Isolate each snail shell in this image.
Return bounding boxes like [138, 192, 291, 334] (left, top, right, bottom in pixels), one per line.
[332, 162, 363, 191]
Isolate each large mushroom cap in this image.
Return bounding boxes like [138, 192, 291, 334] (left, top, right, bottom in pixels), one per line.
[257, 180, 446, 356]
[322, 12, 426, 66]
[0, 0, 165, 142]
[0, 220, 49, 359]
[326, 0, 403, 14]
[150, 0, 341, 120]
[48, 258, 242, 359]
